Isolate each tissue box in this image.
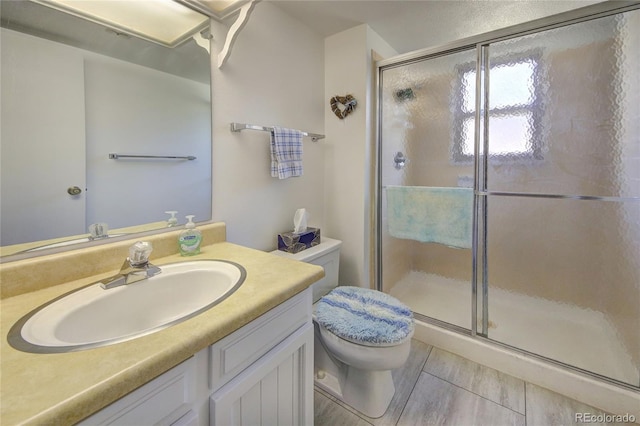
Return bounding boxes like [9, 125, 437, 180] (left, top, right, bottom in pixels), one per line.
[278, 228, 320, 253]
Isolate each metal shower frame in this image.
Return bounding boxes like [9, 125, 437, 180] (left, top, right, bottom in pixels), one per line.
[373, 0, 640, 390]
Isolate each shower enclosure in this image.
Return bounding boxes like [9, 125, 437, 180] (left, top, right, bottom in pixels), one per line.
[376, 3, 639, 389]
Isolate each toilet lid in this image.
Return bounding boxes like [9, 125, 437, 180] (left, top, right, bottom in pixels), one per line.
[315, 286, 414, 347]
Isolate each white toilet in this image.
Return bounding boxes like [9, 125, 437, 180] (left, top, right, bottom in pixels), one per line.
[271, 238, 414, 418]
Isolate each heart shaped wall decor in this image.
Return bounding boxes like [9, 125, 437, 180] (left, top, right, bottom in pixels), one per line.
[330, 95, 357, 119]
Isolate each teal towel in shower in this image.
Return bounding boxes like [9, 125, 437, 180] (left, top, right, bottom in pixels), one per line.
[386, 186, 473, 249]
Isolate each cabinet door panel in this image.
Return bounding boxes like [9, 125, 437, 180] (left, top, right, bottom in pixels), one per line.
[260, 366, 280, 424]
[239, 382, 262, 425]
[277, 352, 296, 425]
[209, 291, 310, 392]
[210, 323, 313, 426]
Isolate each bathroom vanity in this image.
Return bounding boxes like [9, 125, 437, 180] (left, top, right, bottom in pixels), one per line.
[82, 289, 313, 425]
[0, 223, 323, 425]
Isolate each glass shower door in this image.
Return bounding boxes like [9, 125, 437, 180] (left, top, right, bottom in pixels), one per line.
[481, 9, 640, 386]
[379, 48, 477, 330]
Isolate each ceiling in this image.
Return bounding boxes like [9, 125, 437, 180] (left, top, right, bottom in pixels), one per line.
[268, 0, 603, 54]
[0, 0, 603, 79]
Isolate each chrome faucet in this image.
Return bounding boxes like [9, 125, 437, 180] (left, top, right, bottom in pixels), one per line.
[88, 223, 109, 241]
[100, 242, 162, 289]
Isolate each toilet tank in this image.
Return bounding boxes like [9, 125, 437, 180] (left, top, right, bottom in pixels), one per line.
[270, 237, 342, 302]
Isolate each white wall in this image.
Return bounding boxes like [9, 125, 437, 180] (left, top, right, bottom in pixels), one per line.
[85, 54, 211, 229]
[210, 2, 325, 251]
[324, 25, 397, 288]
[210, 1, 604, 285]
[209, 5, 398, 287]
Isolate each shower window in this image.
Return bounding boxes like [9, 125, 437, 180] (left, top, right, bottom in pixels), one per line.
[452, 52, 544, 163]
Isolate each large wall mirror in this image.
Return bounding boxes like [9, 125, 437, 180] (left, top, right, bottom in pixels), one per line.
[0, 0, 212, 258]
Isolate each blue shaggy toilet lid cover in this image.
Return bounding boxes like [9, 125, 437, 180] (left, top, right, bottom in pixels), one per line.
[315, 286, 414, 346]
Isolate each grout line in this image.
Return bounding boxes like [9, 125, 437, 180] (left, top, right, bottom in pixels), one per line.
[393, 344, 434, 425]
[424, 347, 527, 415]
[314, 388, 374, 426]
[314, 385, 340, 404]
[395, 368, 430, 425]
[392, 344, 434, 426]
[315, 386, 370, 422]
[422, 371, 525, 418]
[524, 382, 528, 426]
[422, 344, 434, 372]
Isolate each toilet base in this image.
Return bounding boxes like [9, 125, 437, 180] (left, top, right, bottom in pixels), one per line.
[313, 321, 411, 418]
[315, 367, 395, 418]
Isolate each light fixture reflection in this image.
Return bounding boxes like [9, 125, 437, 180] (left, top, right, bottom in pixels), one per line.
[186, 0, 251, 20]
[31, 0, 209, 48]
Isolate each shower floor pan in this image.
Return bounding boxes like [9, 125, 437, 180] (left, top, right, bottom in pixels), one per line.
[390, 270, 639, 387]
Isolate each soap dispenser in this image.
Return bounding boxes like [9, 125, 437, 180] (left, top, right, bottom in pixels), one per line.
[178, 215, 202, 256]
[165, 211, 178, 227]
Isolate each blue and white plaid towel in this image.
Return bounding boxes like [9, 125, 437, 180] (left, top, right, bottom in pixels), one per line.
[270, 126, 303, 179]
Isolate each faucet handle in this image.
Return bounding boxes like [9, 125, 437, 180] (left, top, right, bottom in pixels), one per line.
[88, 222, 109, 240]
[129, 241, 153, 267]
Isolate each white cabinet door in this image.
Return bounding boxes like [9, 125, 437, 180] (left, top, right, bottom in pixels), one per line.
[210, 323, 313, 426]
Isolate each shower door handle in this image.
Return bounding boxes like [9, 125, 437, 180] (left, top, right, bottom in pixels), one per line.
[394, 152, 407, 170]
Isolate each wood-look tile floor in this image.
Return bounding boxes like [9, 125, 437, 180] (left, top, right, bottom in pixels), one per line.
[314, 340, 635, 426]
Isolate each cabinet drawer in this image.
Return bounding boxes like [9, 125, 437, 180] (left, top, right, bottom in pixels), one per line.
[209, 288, 311, 392]
[80, 358, 194, 425]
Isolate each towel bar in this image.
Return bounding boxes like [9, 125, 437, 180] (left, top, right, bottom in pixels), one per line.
[109, 154, 196, 160]
[230, 122, 325, 142]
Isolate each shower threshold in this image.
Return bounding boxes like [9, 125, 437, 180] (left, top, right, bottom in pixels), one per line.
[390, 270, 639, 387]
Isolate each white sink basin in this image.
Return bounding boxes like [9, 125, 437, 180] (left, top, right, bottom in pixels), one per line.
[9, 260, 245, 353]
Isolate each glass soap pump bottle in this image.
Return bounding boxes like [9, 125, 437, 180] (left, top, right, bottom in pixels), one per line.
[165, 211, 178, 227]
[178, 215, 202, 256]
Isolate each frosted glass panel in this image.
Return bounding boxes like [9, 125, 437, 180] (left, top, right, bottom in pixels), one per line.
[483, 9, 640, 387]
[463, 60, 536, 111]
[378, 5, 640, 389]
[380, 48, 476, 329]
[464, 113, 533, 157]
[485, 196, 640, 386]
[486, 10, 640, 198]
[488, 60, 536, 109]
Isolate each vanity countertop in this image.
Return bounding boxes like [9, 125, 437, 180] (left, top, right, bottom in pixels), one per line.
[0, 241, 324, 425]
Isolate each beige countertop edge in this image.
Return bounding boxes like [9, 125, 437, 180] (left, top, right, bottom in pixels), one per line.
[0, 242, 324, 426]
